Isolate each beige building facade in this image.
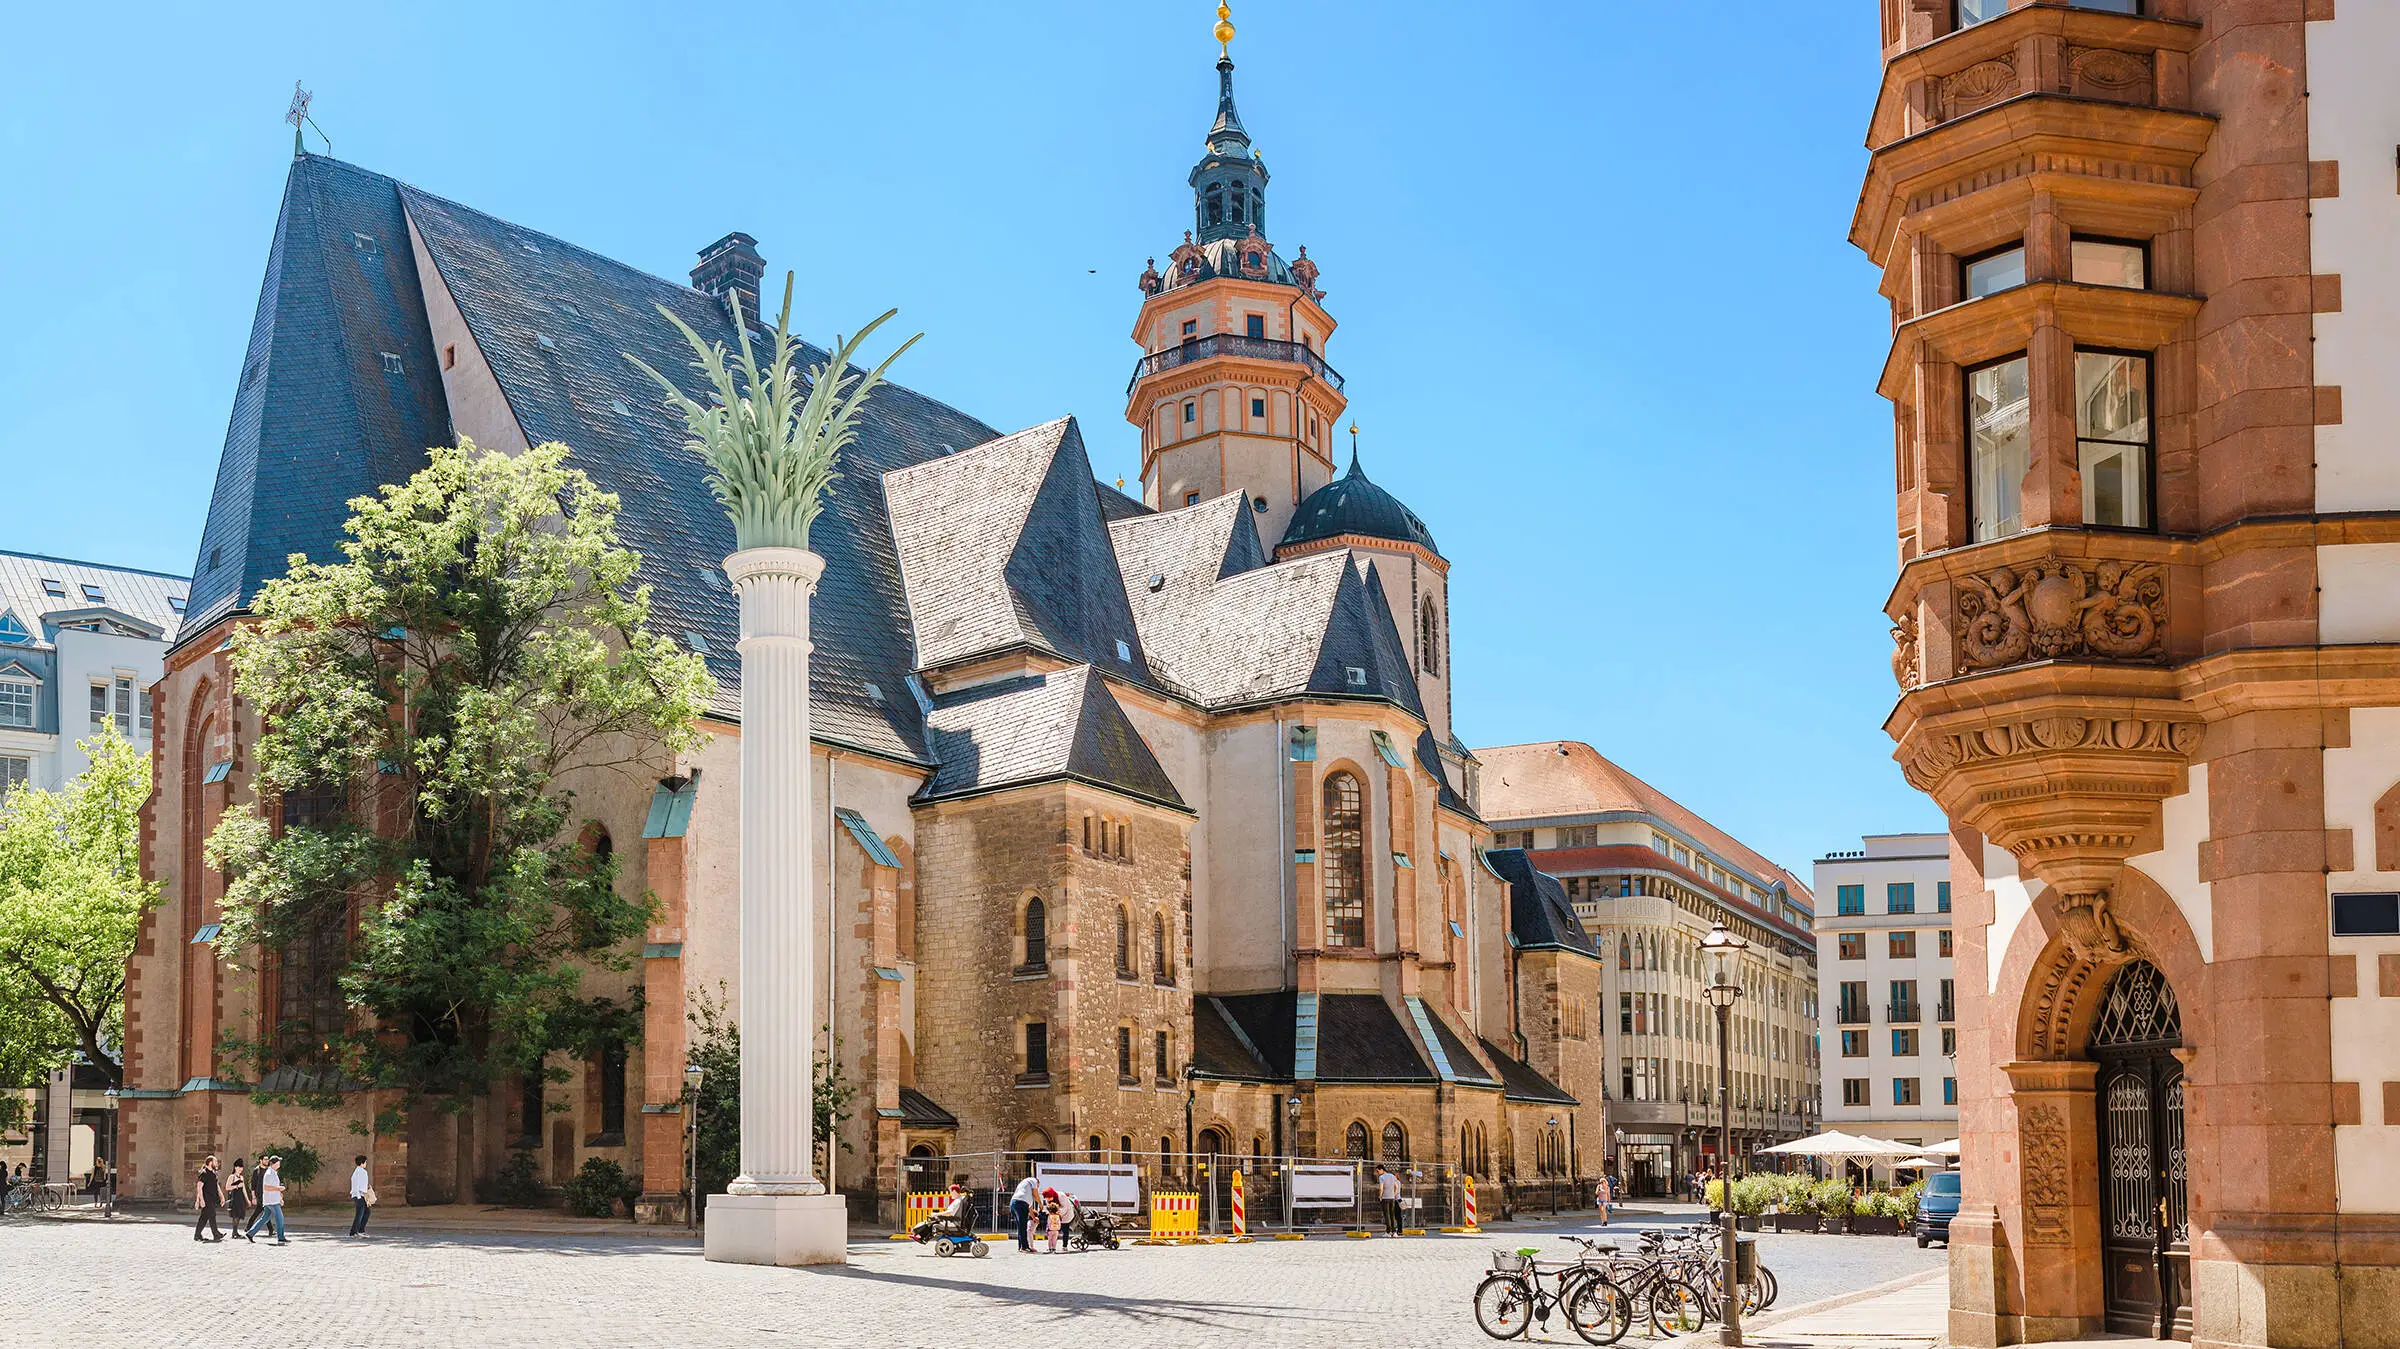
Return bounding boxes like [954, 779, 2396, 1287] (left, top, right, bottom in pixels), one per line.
[1478, 741, 1821, 1195]
[1859, 1, 2400, 1343]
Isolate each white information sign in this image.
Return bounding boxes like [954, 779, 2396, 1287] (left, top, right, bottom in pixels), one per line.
[1291, 1163, 1359, 1208]
[1031, 1161, 1144, 1214]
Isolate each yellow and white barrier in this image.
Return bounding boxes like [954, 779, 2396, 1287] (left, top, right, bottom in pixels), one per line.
[895, 1190, 951, 1239]
[1147, 1190, 1200, 1239]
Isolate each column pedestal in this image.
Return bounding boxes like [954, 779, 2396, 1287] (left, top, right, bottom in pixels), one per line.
[705, 1192, 849, 1266]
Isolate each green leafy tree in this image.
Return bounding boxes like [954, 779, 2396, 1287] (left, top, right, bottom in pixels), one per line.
[814, 1029, 858, 1182]
[685, 986, 741, 1204]
[0, 731, 161, 1091]
[207, 440, 714, 1121]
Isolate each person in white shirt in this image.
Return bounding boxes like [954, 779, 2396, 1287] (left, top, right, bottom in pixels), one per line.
[348, 1155, 373, 1236]
[1377, 1165, 1404, 1235]
[1009, 1173, 1040, 1251]
[244, 1157, 288, 1244]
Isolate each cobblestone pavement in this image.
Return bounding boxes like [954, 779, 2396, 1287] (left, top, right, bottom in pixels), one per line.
[0, 1210, 1943, 1348]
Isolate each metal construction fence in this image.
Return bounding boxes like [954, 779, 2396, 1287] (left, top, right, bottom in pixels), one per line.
[898, 1151, 1605, 1235]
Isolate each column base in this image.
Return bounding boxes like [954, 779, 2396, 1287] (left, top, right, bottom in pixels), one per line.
[703, 1192, 848, 1266]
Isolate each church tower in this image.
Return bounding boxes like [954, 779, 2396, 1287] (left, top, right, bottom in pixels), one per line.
[1126, 5, 1346, 549]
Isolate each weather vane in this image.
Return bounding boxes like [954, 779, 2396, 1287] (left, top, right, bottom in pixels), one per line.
[286, 81, 331, 158]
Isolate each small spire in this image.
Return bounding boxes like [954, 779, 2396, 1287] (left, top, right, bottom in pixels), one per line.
[1347, 422, 1361, 476]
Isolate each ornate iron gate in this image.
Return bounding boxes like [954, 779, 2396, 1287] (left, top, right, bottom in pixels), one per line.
[2089, 960, 2189, 1340]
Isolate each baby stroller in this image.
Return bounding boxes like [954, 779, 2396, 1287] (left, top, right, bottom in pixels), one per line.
[1064, 1207, 1120, 1252]
[910, 1209, 989, 1258]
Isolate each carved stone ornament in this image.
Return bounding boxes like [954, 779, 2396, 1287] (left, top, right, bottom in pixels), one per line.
[1138, 256, 1162, 296]
[1289, 243, 1322, 301]
[1899, 714, 2200, 795]
[1941, 55, 2020, 121]
[2066, 45, 2152, 103]
[1957, 556, 2166, 673]
[2019, 1102, 2073, 1246]
[2055, 888, 2132, 966]
[1892, 612, 1921, 689]
[1236, 226, 1273, 280]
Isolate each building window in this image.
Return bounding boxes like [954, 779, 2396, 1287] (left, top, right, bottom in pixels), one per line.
[0, 612, 28, 644]
[1942, 1028, 1957, 1057]
[1154, 1029, 1172, 1084]
[1181, 319, 1198, 338]
[2076, 350, 2152, 529]
[1321, 771, 1367, 947]
[1381, 1122, 1407, 1164]
[1250, 396, 1266, 419]
[1837, 884, 1864, 916]
[1887, 883, 1915, 915]
[1944, 1076, 1957, 1105]
[1890, 979, 1919, 1022]
[1890, 931, 1917, 959]
[1023, 1022, 1050, 1081]
[1021, 897, 1047, 972]
[1418, 597, 1442, 676]
[1838, 933, 1865, 961]
[1205, 184, 1223, 227]
[1939, 977, 1956, 1022]
[1183, 401, 1196, 424]
[2070, 237, 2148, 289]
[1118, 1026, 1135, 1083]
[1152, 912, 1171, 983]
[1961, 243, 2025, 299]
[1345, 1121, 1370, 1160]
[0, 678, 34, 729]
[1245, 314, 1266, 339]
[1116, 907, 1133, 978]
[1938, 929, 1953, 959]
[0, 755, 28, 790]
[1894, 1078, 1921, 1107]
[598, 1042, 628, 1137]
[1967, 355, 2031, 542]
[1842, 1078, 1868, 1107]
[1892, 1028, 1919, 1057]
[1936, 881, 1951, 913]
[1841, 1030, 1866, 1058]
[1556, 824, 1597, 848]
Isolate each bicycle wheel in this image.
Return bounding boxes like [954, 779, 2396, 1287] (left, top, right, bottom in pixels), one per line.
[1566, 1277, 1633, 1346]
[1754, 1264, 1779, 1310]
[1648, 1277, 1709, 1336]
[1473, 1275, 1535, 1340]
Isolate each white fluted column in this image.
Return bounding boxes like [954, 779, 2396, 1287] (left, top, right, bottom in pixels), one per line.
[707, 546, 846, 1264]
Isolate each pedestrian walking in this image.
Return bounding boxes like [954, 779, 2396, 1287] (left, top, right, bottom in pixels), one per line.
[348, 1155, 374, 1236]
[1376, 1165, 1402, 1235]
[1595, 1172, 1613, 1225]
[225, 1159, 250, 1235]
[1009, 1172, 1039, 1251]
[243, 1155, 288, 1244]
[193, 1155, 224, 1242]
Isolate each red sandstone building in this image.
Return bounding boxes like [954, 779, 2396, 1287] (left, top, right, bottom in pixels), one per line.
[1858, 1, 2400, 1344]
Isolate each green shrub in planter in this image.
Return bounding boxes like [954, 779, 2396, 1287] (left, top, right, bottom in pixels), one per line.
[1731, 1175, 1776, 1216]
[562, 1157, 638, 1218]
[1705, 1178, 1726, 1212]
[1812, 1178, 1853, 1219]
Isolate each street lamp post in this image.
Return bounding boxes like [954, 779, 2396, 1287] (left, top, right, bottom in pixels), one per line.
[1702, 918, 1750, 1348]
[684, 1061, 705, 1234]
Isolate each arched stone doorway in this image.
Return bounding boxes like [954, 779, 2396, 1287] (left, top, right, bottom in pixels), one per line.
[2088, 960, 2187, 1339]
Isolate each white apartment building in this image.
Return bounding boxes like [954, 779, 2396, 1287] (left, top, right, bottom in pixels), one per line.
[1812, 833, 1956, 1171]
[0, 549, 186, 1183]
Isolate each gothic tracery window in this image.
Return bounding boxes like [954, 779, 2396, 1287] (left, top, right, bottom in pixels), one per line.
[1420, 597, 1441, 675]
[1322, 771, 1367, 947]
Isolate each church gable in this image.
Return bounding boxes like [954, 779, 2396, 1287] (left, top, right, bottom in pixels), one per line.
[917, 665, 1183, 809]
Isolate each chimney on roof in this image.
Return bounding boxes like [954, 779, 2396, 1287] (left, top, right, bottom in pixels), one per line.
[690, 232, 765, 320]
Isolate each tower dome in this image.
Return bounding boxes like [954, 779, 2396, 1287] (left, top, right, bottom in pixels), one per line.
[1279, 446, 1440, 556]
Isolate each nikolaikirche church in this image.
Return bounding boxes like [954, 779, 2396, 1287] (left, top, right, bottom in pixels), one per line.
[119, 19, 1776, 1222]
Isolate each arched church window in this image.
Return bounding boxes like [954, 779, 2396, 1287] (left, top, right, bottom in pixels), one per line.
[1382, 1121, 1407, 1164]
[1346, 1121, 1371, 1160]
[1619, 933, 1631, 970]
[1116, 906, 1133, 977]
[1322, 771, 1367, 947]
[1152, 911, 1170, 982]
[1023, 897, 1047, 970]
[1420, 597, 1441, 675]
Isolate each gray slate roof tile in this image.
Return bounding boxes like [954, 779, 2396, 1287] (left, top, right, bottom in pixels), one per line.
[918, 665, 1184, 809]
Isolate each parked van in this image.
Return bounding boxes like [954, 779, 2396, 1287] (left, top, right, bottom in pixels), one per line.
[1913, 1171, 1961, 1247]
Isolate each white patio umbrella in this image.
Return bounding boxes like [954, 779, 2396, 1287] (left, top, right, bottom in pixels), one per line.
[1891, 1157, 1948, 1171]
[1925, 1138, 1962, 1156]
[1760, 1130, 1922, 1183]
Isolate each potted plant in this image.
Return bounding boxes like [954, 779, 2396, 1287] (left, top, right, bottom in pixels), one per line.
[1850, 1189, 1904, 1236]
[1813, 1178, 1854, 1233]
[1731, 1175, 1771, 1230]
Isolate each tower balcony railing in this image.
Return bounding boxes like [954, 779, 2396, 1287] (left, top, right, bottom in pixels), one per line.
[1128, 333, 1345, 396]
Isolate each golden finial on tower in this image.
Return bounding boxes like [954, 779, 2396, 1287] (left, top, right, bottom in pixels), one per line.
[1214, 3, 1236, 55]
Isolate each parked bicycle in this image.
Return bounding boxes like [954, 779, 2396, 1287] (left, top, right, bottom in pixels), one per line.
[1472, 1243, 1630, 1345]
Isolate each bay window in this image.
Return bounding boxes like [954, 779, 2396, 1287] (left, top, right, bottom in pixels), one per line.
[2070, 237, 2147, 290]
[1968, 355, 2031, 541]
[1962, 244, 2024, 299]
[2076, 350, 2152, 529]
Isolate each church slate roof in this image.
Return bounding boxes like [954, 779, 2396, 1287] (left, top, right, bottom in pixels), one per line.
[918, 665, 1186, 810]
[1279, 450, 1441, 557]
[1478, 1038, 1578, 1106]
[1107, 496, 1424, 715]
[400, 177, 1002, 766]
[182, 156, 453, 637]
[1484, 847, 1603, 959]
[1194, 991, 1441, 1084]
[1192, 995, 1280, 1082]
[883, 418, 1150, 683]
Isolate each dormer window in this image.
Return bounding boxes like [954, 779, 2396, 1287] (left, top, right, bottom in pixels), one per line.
[0, 612, 27, 644]
[80, 584, 105, 603]
[40, 579, 63, 598]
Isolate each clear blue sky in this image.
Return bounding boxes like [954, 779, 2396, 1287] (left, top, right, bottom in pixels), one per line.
[0, 1, 1943, 875]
